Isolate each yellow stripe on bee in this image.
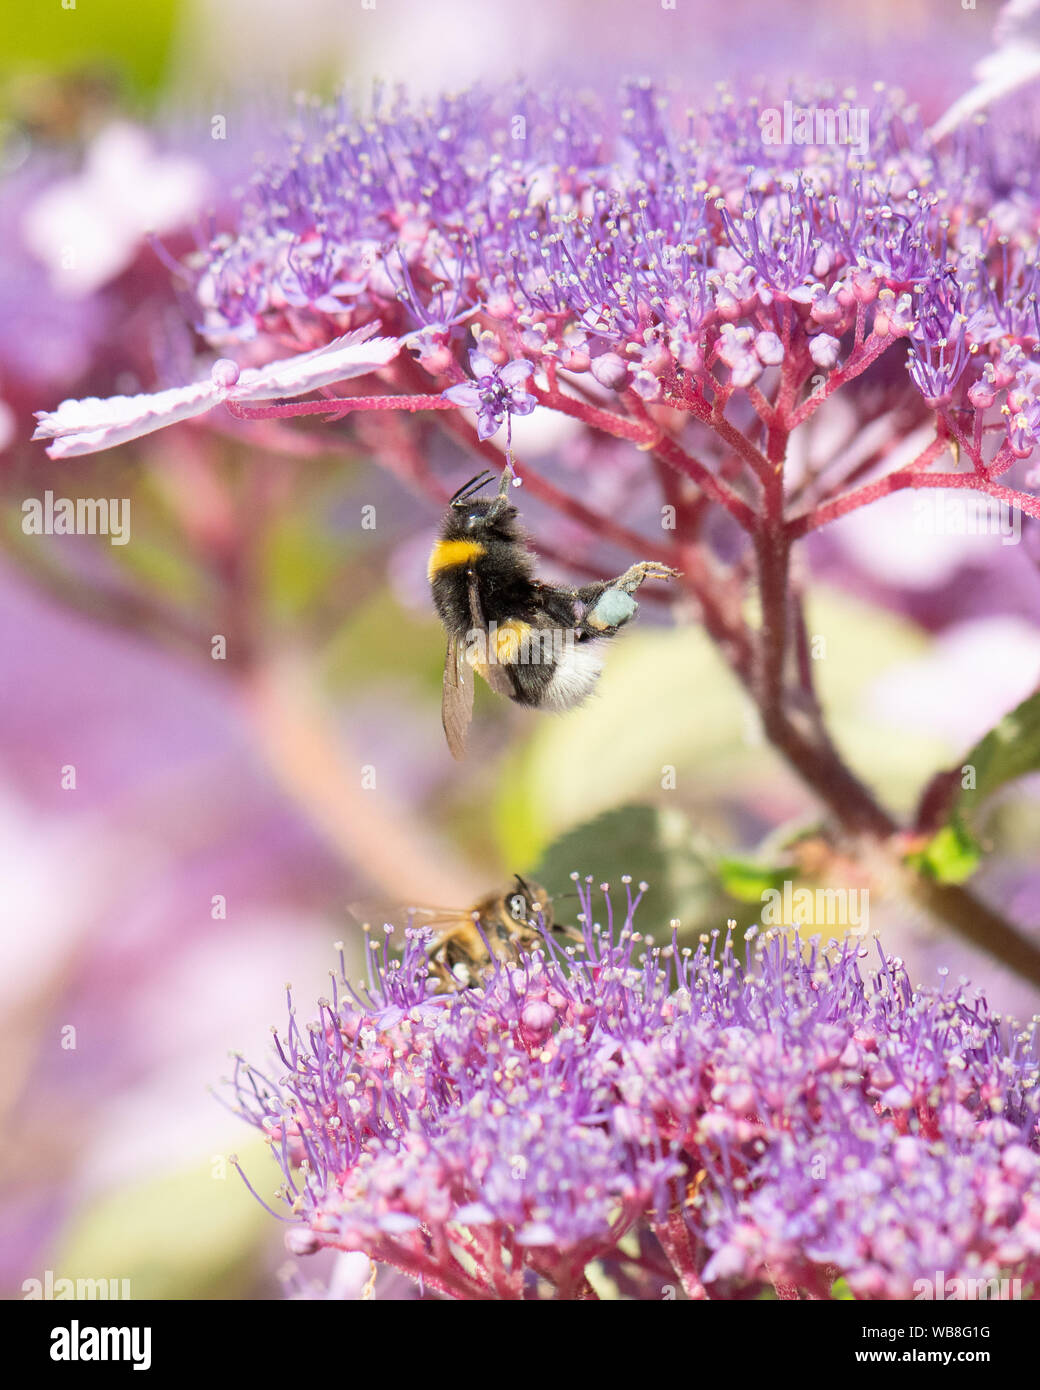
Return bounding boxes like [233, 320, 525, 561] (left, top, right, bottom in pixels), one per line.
[491, 620, 532, 664]
[427, 538, 485, 579]
[463, 619, 533, 678]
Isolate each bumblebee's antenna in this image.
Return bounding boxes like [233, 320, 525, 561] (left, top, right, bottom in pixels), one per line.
[450, 471, 495, 506]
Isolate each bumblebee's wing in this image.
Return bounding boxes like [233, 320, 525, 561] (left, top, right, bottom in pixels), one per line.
[467, 569, 515, 699]
[442, 632, 474, 760]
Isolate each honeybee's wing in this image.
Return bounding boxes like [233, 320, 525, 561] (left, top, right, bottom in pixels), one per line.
[409, 906, 479, 928]
[406, 906, 483, 962]
[442, 632, 474, 760]
[346, 902, 472, 927]
[467, 568, 515, 699]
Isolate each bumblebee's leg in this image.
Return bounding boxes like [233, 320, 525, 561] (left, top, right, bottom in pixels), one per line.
[573, 578, 611, 606]
[574, 562, 680, 637]
[574, 562, 679, 606]
[609, 561, 682, 594]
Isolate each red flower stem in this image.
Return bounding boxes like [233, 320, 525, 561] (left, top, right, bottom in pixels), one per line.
[651, 453, 706, 540]
[740, 432, 1040, 981]
[740, 537, 1040, 980]
[368, 1237, 496, 1300]
[747, 443, 904, 837]
[225, 393, 458, 422]
[972, 402, 985, 460]
[908, 877, 1040, 985]
[984, 440, 1020, 478]
[939, 409, 987, 474]
[773, 304, 803, 418]
[652, 1207, 708, 1300]
[747, 382, 775, 428]
[706, 402, 774, 487]
[852, 300, 867, 352]
[622, 393, 758, 529]
[789, 464, 1040, 539]
[531, 1244, 606, 1299]
[435, 1227, 502, 1297]
[483, 1231, 521, 1299]
[770, 1271, 802, 1300]
[938, 410, 1018, 481]
[537, 380, 756, 526]
[788, 330, 894, 429]
[532, 379, 654, 443]
[765, 337, 806, 464]
[790, 588, 818, 703]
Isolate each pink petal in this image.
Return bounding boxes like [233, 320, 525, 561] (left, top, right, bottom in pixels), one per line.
[230, 326, 402, 400]
[32, 378, 223, 459]
[33, 325, 402, 459]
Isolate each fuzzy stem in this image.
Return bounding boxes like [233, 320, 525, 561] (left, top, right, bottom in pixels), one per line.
[225, 393, 457, 422]
[535, 381, 756, 527]
[790, 465, 1040, 537]
[788, 330, 894, 429]
[653, 1206, 708, 1300]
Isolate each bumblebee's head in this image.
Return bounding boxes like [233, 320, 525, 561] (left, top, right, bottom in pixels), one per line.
[446, 472, 520, 539]
[451, 496, 519, 538]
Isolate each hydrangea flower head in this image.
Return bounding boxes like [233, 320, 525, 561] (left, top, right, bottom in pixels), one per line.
[227, 881, 1040, 1300]
[35, 78, 1040, 481]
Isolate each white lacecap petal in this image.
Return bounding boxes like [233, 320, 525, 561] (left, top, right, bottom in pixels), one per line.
[230, 328, 402, 401]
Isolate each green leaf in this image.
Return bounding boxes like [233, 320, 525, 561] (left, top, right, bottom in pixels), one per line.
[831, 1276, 856, 1300]
[717, 856, 792, 902]
[531, 804, 721, 934]
[907, 823, 981, 885]
[955, 688, 1040, 822]
[911, 689, 1040, 883]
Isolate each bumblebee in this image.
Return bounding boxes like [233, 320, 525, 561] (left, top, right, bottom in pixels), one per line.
[409, 875, 579, 993]
[428, 469, 680, 757]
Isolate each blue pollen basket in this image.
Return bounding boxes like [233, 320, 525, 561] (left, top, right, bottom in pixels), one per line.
[591, 587, 638, 628]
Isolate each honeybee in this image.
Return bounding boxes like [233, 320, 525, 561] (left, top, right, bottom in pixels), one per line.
[428, 469, 680, 758]
[406, 875, 579, 993]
